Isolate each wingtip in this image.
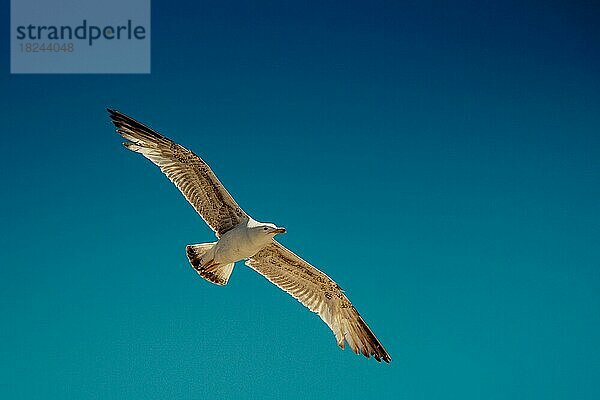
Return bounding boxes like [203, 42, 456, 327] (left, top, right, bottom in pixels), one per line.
[368, 350, 392, 363]
[107, 108, 122, 125]
[106, 108, 167, 143]
[369, 352, 391, 364]
[376, 350, 392, 363]
[107, 108, 132, 124]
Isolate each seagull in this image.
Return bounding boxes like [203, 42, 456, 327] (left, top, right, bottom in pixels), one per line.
[108, 109, 391, 363]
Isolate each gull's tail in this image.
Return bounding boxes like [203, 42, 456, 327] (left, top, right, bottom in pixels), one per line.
[186, 243, 234, 286]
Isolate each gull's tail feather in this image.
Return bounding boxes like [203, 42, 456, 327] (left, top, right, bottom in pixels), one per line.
[186, 243, 234, 286]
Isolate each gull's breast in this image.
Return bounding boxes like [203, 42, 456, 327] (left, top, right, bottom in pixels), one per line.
[214, 226, 262, 263]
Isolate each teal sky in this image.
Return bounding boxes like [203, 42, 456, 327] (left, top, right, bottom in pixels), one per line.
[1, 1, 599, 399]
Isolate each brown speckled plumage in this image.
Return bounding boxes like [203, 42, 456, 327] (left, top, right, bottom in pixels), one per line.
[108, 109, 391, 363]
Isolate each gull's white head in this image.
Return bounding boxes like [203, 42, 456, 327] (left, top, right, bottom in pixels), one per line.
[247, 219, 286, 241]
[256, 222, 287, 236]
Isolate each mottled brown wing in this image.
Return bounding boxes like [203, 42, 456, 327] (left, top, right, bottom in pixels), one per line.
[245, 240, 391, 363]
[108, 109, 247, 236]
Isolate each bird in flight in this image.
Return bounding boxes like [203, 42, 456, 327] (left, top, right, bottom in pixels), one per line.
[108, 109, 391, 363]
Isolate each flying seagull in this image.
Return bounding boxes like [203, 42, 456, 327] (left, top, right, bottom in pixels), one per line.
[107, 109, 391, 363]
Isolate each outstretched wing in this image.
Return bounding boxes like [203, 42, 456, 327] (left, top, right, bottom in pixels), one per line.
[108, 109, 247, 236]
[245, 241, 391, 363]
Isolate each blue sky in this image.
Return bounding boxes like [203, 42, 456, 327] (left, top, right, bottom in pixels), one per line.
[1, 1, 599, 399]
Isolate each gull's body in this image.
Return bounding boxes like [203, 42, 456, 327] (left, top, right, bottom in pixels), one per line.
[108, 109, 391, 363]
[205, 218, 276, 266]
[187, 217, 286, 285]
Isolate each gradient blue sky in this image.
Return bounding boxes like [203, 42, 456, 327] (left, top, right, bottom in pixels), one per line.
[1, 1, 599, 399]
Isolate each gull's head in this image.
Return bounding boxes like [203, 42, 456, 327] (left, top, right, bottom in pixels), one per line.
[253, 222, 286, 237]
[247, 219, 286, 243]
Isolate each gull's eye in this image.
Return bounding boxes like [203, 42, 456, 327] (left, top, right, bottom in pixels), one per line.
[263, 227, 268, 231]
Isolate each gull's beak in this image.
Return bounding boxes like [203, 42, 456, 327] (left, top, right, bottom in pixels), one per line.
[271, 227, 286, 234]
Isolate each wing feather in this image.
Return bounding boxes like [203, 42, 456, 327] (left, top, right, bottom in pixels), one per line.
[246, 241, 391, 363]
[108, 109, 247, 236]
